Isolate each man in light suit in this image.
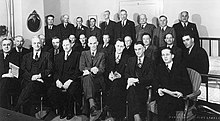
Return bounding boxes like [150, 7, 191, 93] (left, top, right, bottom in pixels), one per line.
[79, 36, 105, 117]
[15, 36, 52, 115]
[100, 10, 116, 45]
[173, 11, 200, 50]
[152, 15, 176, 48]
[136, 14, 156, 42]
[57, 14, 76, 41]
[115, 9, 136, 42]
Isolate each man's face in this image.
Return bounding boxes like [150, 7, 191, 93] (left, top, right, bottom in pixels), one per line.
[161, 49, 174, 64]
[32, 38, 42, 51]
[103, 35, 110, 44]
[104, 11, 110, 20]
[183, 35, 194, 49]
[120, 11, 127, 21]
[62, 40, 72, 53]
[90, 19, 96, 27]
[47, 16, 54, 25]
[39, 35, 45, 45]
[115, 41, 125, 54]
[159, 17, 167, 27]
[79, 34, 86, 44]
[2, 40, 12, 53]
[52, 38, 60, 49]
[63, 15, 69, 23]
[14, 37, 24, 48]
[88, 37, 98, 51]
[124, 36, 132, 47]
[165, 34, 174, 45]
[69, 35, 76, 43]
[134, 44, 145, 58]
[76, 18, 83, 26]
[142, 35, 151, 46]
[139, 15, 147, 24]
[180, 12, 189, 23]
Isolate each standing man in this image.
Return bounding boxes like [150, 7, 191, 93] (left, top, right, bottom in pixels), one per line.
[97, 34, 114, 56]
[0, 38, 20, 109]
[58, 14, 76, 41]
[87, 18, 102, 43]
[152, 15, 176, 48]
[78, 34, 90, 52]
[125, 41, 155, 121]
[136, 14, 156, 42]
[45, 14, 59, 49]
[15, 36, 52, 114]
[173, 11, 200, 50]
[48, 37, 61, 63]
[100, 10, 116, 45]
[75, 17, 88, 42]
[115, 9, 136, 42]
[79, 36, 105, 117]
[48, 39, 81, 120]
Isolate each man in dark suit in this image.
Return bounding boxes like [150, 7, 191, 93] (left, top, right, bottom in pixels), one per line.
[115, 9, 136, 42]
[47, 39, 82, 120]
[78, 34, 90, 53]
[123, 36, 135, 57]
[79, 36, 105, 117]
[0, 38, 20, 109]
[100, 10, 116, 45]
[105, 39, 129, 120]
[97, 34, 114, 57]
[87, 18, 102, 43]
[125, 41, 155, 121]
[75, 17, 88, 43]
[173, 11, 199, 50]
[182, 33, 209, 83]
[159, 33, 182, 64]
[136, 14, 156, 42]
[155, 47, 192, 121]
[57, 14, 76, 41]
[15, 36, 52, 114]
[45, 14, 59, 49]
[142, 33, 158, 62]
[11, 35, 30, 66]
[69, 34, 81, 52]
[152, 15, 176, 48]
[48, 37, 61, 64]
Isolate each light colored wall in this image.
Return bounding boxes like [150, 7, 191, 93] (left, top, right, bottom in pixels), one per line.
[0, 0, 8, 27]
[44, 0, 61, 25]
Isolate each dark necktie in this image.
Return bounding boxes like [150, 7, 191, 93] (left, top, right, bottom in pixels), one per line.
[91, 52, 95, 60]
[166, 65, 170, 72]
[138, 58, 142, 68]
[115, 54, 120, 64]
[184, 23, 187, 29]
[141, 25, 144, 29]
[35, 52, 39, 61]
[161, 27, 165, 32]
[4, 54, 8, 60]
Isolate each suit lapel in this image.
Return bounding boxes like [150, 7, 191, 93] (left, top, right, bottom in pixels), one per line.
[38, 52, 44, 69]
[86, 51, 92, 66]
[93, 52, 100, 66]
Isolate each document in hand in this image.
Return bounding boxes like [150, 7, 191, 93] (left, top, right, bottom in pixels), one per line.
[9, 62, 19, 78]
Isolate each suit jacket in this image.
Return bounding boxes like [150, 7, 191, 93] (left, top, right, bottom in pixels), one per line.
[173, 22, 199, 50]
[155, 61, 192, 96]
[79, 50, 105, 77]
[72, 43, 81, 52]
[97, 44, 114, 57]
[48, 47, 61, 63]
[145, 45, 158, 61]
[45, 25, 60, 49]
[123, 45, 135, 57]
[21, 51, 53, 82]
[53, 51, 81, 83]
[100, 20, 116, 44]
[182, 45, 209, 82]
[87, 26, 102, 43]
[152, 26, 176, 47]
[78, 44, 90, 53]
[11, 47, 30, 66]
[75, 25, 88, 41]
[57, 23, 76, 41]
[136, 23, 156, 42]
[115, 19, 136, 41]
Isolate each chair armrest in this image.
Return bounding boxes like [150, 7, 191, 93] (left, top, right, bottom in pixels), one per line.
[183, 90, 201, 100]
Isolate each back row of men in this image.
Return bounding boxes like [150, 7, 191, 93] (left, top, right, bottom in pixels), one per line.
[0, 29, 208, 121]
[45, 10, 200, 51]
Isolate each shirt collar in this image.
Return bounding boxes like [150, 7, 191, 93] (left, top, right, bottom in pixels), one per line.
[103, 43, 109, 48]
[33, 50, 41, 59]
[181, 22, 188, 27]
[166, 61, 173, 70]
[65, 49, 72, 56]
[3, 52, 9, 59]
[188, 44, 194, 54]
[138, 55, 145, 63]
[91, 50, 97, 56]
[167, 44, 173, 48]
[16, 47, 23, 52]
[161, 26, 167, 30]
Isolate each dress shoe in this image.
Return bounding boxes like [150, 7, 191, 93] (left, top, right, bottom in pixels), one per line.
[66, 113, 74, 120]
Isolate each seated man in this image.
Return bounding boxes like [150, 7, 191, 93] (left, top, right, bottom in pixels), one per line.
[126, 41, 155, 121]
[97, 34, 114, 56]
[79, 36, 105, 117]
[48, 37, 62, 63]
[78, 33, 89, 53]
[0, 38, 20, 109]
[182, 33, 209, 83]
[47, 39, 82, 120]
[123, 36, 135, 57]
[15, 36, 52, 114]
[155, 47, 192, 121]
[105, 39, 130, 120]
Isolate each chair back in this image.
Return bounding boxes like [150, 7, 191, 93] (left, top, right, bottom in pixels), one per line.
[187, 68, 202, 93]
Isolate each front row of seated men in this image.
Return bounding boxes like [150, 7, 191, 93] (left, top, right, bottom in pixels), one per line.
[0, 32, 208, 121]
